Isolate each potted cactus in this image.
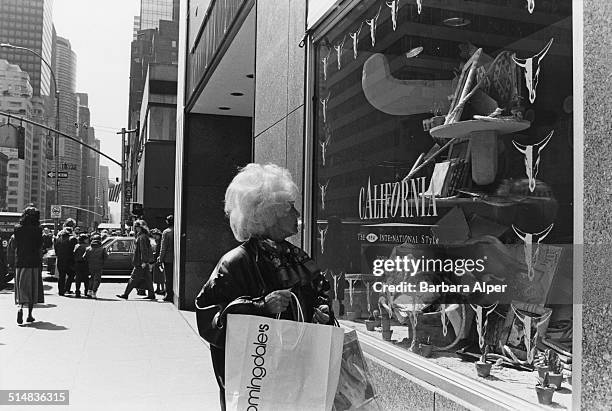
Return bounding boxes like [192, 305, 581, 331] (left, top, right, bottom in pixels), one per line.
[419, 336, 433, 358]
[475, 346, 492, 377]
[535, 372, 556, 405]
[535, 350, 563, 389]
[364, 310, 377, 331]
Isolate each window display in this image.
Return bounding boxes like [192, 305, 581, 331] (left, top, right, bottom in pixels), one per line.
[310, 0, 574, 407]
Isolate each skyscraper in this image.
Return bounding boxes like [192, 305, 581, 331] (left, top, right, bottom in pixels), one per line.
[0, 59, 34, 212]
[139, 0, 176, 31]
[55, 36, 80, 220]
[0, 0, 54, 216]
[0, 0, 54, 97]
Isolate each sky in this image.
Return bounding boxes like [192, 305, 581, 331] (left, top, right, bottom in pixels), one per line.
[53, 0, 140, 181]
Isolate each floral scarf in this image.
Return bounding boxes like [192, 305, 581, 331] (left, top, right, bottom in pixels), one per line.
[255, 238, 320, 289]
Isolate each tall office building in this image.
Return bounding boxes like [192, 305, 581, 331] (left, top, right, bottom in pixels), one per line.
[139, 0, 176, 31]
[0, 0, 54, 216]
[0, 59, 34, 212]
[0, 0, 54, 97]
[55, 36, 80, 220]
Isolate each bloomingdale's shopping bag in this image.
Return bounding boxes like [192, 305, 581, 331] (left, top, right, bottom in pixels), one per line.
[225, 313, 344, 411]
[333, 330, 381, 411]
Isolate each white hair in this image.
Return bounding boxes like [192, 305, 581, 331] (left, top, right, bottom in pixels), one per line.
[225, 163, 298, 241]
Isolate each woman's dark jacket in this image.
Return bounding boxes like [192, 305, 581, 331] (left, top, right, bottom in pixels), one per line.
[132, 233, 153, 267]
[197, 237, 332, 343]
[13, 225, 43, 268]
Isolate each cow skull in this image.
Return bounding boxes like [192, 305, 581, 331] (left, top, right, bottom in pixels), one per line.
[511, 306, 552, 364]
[321, 49, 331, 81]
[318, 224, 328, 254]
[470, 303, 498, 350]
[526, 0, 535, 14]
[349, 23, 363, 60]
[512, 38, 554, 104]
[319, 125, 332, 166]
[386, 0, 399, 31]
[334, 36, 346, 70]
[512, 223, 554, 281]
[512, 130, 554, 192]
[319, 179, 330, 210]
[320, 92, 330, 123]
[365, 5, 382, 47]
[416, 0, 422, 14]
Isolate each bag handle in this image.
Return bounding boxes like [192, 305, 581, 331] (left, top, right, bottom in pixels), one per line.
[276, 292, 308, 350]
[275, 291, 304, 322]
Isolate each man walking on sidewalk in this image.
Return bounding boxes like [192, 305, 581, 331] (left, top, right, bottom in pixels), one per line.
[158, 214, 174, 302]
[117, 220, 156, 300]
[54, 219, 77, 296]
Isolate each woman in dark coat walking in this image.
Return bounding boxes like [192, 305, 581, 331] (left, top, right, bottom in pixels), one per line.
[116, 220, 156, 300]
[13, 206, 44, 324]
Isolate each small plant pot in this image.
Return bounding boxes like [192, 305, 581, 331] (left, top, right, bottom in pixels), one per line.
[548, 373, 563, 390]
[535, 365, 549, 378]
[364, 320, 376, 331]
[381, 330, 393, 341]
[535, 386, 555, 405]
[420, 344, 433, 358]
[475, 361, 492, 378]
[566, 374, 572, 385]
[373, 316, 381, 327]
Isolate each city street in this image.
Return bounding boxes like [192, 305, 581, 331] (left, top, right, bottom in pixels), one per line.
[0, 280, 220, 411]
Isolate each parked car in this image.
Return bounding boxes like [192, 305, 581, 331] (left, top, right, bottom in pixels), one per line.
[45, 236, 157, 278]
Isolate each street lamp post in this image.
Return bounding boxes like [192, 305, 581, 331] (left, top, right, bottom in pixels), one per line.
[0, 43, 60, 230]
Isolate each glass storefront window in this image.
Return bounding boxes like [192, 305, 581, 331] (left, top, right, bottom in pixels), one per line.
[311, 0, 574, 407]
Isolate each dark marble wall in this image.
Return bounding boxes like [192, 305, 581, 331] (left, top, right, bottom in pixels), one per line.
[178, 113, 252, 309]
[583, 1, 612, 409]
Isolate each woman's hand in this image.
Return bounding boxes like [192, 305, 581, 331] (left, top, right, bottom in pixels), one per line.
[264, 290, 292, 314]
[313, 305, 330, 324]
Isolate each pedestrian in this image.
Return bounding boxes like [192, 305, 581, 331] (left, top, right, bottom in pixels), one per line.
[85, 234, 108, 299]
[116, 220, 156, 300]
[195, 163, 333, 410]
[41, 227, 54, 250]
[158, 214, 174, 302]
[54, 219, 77, 296]
[13, 206, 45, 324]
[150, 228, 164, 295]
[73, 234, 89, 298]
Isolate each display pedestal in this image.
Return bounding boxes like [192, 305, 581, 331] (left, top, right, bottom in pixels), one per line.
[430, 119, 530, 185]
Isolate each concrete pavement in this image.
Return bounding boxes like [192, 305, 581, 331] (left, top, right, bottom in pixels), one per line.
[0, 281, 220, 411]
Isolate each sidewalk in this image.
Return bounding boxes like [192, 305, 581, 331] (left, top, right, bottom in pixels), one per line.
[0, 281, 220, 411]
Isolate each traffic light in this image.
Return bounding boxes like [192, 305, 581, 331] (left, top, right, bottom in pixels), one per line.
[17, 126, 25, 159]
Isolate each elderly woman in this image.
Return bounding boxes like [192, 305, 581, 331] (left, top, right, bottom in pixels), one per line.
[196, 163, 333, 410]
[13, 206, 44, 324]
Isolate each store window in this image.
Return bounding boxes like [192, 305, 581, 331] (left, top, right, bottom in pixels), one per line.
[311, 0, 574, 407]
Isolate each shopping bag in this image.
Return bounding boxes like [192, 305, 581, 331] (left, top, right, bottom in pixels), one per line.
[224, 294, 344, 411]
[333, 330, 380, 411]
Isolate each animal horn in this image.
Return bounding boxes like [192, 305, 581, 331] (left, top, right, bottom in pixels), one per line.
[511, 54, 527, 67]
[536, 38, 554, 61]
[534, 223, 554, 242]
[536, 130, 554, 153]
[512, 224, 527, 241]
[512, 140, 527, 154]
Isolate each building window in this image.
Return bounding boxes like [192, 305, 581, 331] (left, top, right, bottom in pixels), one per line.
[310, 0, 574, 406]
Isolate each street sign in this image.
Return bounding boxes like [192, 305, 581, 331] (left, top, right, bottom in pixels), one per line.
[50, 205, 62, 219]
[48, 171, 68, 178]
